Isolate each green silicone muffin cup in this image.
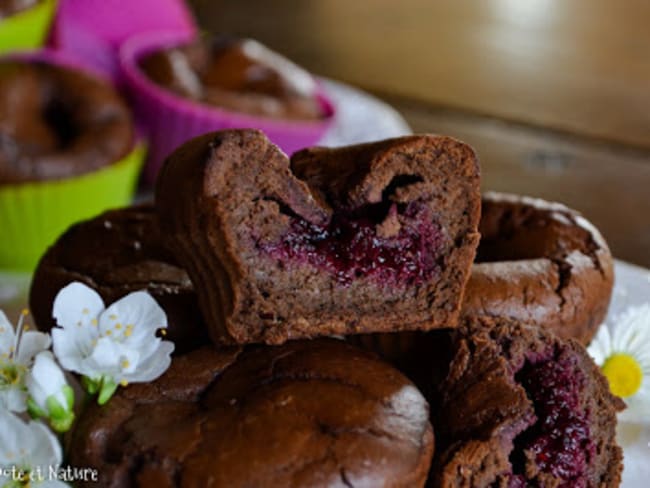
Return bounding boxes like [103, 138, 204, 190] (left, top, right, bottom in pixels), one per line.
[0, 143, 145, 271]
[0, 0, 57, 54]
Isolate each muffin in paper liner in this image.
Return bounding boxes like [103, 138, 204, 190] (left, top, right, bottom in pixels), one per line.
[119, 31, 336, 183]
[0, 143, 144, 271]
[0, 0, 57, 54]
[0, 51, 144, 271]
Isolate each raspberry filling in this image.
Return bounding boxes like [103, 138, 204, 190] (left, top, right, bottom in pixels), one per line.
[508, 348, 594, 488]
[261, 202, 443, 286]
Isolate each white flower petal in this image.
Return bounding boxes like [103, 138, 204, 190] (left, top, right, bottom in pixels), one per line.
[0, 386, 27, 413]
[122, 341, 174, 383]
[612, 304, 650, 352]
[0, 410, 25, 463]
[52, 282, 104, 330]
[51, 326, 99, 378]
[0, 411, 61, 472]
[15, 331, 51, 366]
[587, 325, 611, 366]
[86, 337, 122, 374]
[28, 420, 63, 467]
[0, 310, 16, 356]
[100, 291, 167, 340]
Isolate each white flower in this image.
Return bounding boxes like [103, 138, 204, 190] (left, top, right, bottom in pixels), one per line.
[0, 310, 51, 413]
[26, 351, 75, 433]
[0, 409, 68, 487]
[588, 303, 650, 423]
[51, 282, 174, 404]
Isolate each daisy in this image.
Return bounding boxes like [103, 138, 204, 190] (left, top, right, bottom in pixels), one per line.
[588, 303, 650, 423]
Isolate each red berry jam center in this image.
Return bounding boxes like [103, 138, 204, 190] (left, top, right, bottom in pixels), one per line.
[509, 347, 593, 488]
[261, 202, 443, 286]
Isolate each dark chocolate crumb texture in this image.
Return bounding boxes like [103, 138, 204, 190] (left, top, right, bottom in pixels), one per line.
[156, 129, 481, 345]
[69, 339, 434, 488]
[432, 316, 623, 488]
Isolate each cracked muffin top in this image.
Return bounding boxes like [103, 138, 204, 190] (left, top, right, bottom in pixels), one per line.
[68, 339, 435, 487]
[462, 192, 613, 345]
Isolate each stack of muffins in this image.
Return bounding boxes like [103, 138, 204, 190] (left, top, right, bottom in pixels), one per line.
[29, 129, 622, 487]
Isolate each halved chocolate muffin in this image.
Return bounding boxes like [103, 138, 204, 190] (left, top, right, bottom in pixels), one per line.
[68, 339, 434, 487]
[432, 316, 623, 488]
[462, 192, 614, 345]
[156, 129, 481, 345]
[29, 205, 207, 353]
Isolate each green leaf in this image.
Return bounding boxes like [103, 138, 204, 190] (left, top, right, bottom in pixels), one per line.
[97, 377, 118, 405]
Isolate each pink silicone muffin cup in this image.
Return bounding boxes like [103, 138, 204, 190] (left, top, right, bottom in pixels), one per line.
[48, 0, 197, 81]
[119, 31, 336, 184]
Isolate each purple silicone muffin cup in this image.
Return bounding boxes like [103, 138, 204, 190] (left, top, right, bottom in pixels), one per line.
[119, 31, 336, 184]
[48, 0, 197, 81]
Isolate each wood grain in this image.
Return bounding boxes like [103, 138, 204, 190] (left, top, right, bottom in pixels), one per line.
[193, 0, 650, 149]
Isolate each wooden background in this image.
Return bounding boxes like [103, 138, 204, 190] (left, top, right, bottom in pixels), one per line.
[190, 0, 650, 267]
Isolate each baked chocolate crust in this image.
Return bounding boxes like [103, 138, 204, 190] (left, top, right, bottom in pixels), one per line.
[68, 339, 434, 488]
[29, 205, 207, 352]
[0, 60, 133, 184]
[462, 192, 614, 345]
[156, 129, 481, 345]
[432, 316, 623, 488]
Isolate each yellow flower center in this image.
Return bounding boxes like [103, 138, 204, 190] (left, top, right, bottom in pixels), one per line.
[602, 353, 643, 398]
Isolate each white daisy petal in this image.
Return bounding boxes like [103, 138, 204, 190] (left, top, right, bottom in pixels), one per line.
[587, 325, 611, 365]
[52, 282, 104, 329]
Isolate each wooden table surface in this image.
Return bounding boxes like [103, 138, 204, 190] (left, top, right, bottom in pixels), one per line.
[191, 0, 650, 267]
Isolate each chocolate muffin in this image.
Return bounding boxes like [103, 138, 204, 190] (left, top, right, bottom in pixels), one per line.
[139, 36, 324, 120]
[68, 339, 434, 487]
[29, 205, 207, 352]
[156, 129, 481, 345]
[462, 192, 614, 345]
[432, 316, 623, 488]
[0, 60, 133, 183]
